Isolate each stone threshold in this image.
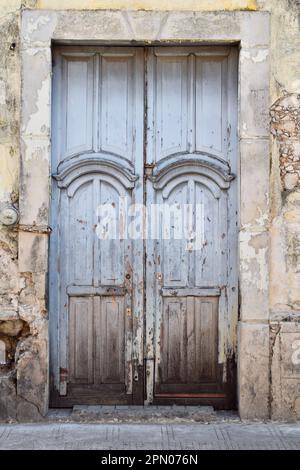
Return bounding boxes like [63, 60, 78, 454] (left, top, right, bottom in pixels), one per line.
[47, 406, 240, 424]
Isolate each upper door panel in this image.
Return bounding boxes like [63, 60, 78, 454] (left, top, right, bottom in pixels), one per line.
[52, 47, 143, 170]
[146, 47, 230, 166]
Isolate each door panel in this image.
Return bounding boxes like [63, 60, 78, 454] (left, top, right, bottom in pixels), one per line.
[98, 296, 125, 384]
[100, 54, 135, 160]
[63, 56, 94, 158]
[147, 47, 230, 165]
[162, 182, 189, 287]
[160, 296, 219, 387]
[195, 58, 227, 154]
[69, 296, 94, 385]
[69, 180, 94, 285]
[155, 54, 188, 160]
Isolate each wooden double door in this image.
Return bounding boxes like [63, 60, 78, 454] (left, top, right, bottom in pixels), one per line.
[49, 46, 238, 408]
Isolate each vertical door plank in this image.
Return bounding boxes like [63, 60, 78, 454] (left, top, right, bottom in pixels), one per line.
[197, 298, 218, 381]
[187, 296, 196, 383]
[100, 296, 125, 384]
[69, 297, 94, 384]
[161, 298, 187, 384]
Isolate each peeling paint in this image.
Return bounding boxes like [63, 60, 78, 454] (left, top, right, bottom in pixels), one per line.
[242, 49, 269, 63]
[240, 231, 268, 293]
[22, 15, 51, 43]
[0, 79, 6, 105]
[36, 0, 257, 12]
[23, 78, 50, 137]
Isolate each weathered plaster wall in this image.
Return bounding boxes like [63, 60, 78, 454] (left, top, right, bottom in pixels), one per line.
[264, 0, 300, 421]
[0, 0, 48, 421]
[237, 0, 300, 421]
[0, 0, 299, 421]
[36, 0, 257, 11]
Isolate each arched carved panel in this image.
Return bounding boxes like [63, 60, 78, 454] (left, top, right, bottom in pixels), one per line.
[161, 181, 189, 288]
[54, 158, 137, 191]
[62, 171, 131, 288]
[156, 170, 227, 289]
[68, 179, 94, 286]
[152, 158, 234, 193]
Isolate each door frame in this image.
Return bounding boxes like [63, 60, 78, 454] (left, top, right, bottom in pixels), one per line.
[20, 9, 270, 417]
[49, 44, 238, 408]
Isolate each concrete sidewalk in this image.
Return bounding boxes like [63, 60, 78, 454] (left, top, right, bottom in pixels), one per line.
[0, 422, 299, 450]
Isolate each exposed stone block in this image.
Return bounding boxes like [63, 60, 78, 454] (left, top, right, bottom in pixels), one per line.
[18, 232, 48, 273]
[0, 319, 26, 337]
[16, 338, 48, 418]
[271, 321, 300, 421]
[238, 322, 270, 419]
[0, 372, 17, 421]
[16, 399, 45, 423]
[0, 309, 18, 321]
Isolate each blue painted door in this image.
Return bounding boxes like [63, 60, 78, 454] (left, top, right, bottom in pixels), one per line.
[50, 46, 238, 408]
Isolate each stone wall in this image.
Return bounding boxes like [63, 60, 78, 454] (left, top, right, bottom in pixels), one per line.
[0, 0, 49, 422]
[0, 0, 299, 421]
[265, 0, 300, 421]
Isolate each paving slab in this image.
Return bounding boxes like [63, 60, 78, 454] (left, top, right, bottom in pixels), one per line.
[0, 422, 299, 450]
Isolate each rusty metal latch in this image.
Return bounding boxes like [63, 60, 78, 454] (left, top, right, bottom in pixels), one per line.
[13, 224, 52, 235]
[126, 307, 132, 317]
[144, 163, 155, 177]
